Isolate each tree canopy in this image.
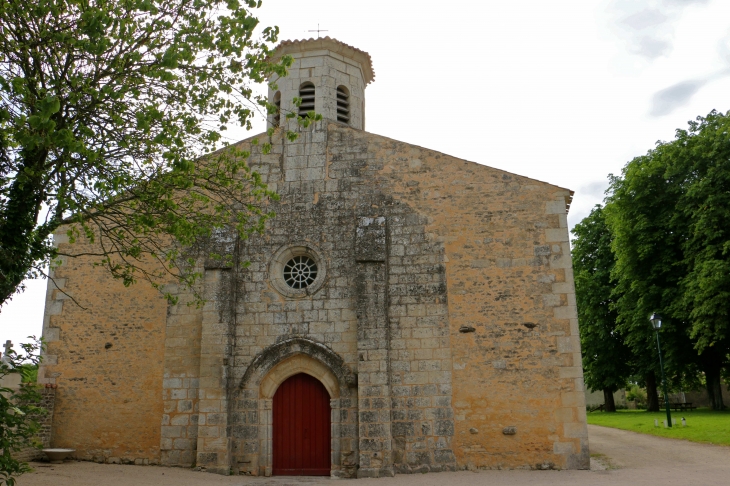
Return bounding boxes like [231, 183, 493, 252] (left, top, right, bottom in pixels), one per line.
[0, 0, 295, 306]
[574, 109, 730, 410]
[572, 205, 633, 411]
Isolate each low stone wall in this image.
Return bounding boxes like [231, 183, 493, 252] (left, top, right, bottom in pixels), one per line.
[12, 386, 56, 462]
[584, 389, 627, 408]
[682, 385, 729, 408]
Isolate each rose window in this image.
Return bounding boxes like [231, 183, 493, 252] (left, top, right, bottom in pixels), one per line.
[283, 255, 318, 289]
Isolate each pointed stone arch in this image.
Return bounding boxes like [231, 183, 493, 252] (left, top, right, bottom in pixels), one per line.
[260, 354, 340, 399]
[239, 337, 357, 396]
[234, 337, 359, 478]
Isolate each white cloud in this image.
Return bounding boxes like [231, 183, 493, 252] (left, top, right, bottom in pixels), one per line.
[607, 0, 712, 60]
[650, 79, 708, 116]
[621, 9, 669, 30]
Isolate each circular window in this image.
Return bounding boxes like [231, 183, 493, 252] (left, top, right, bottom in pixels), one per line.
[270, 243, 326, 298]
[283, 255, 318, 289]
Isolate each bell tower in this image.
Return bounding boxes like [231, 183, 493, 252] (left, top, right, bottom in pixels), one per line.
[268, 37, 375, 131]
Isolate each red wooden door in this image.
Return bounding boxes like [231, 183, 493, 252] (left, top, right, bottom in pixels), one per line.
[273, 373, 331, 476]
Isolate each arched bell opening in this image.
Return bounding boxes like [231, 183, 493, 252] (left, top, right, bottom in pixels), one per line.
[336, 86, 350, 124]
[298, 82, 315, 117]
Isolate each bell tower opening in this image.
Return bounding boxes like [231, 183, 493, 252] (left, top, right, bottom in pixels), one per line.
[267, 37, 375, 130]
[336, 86, 350, 124]
[273, 91, 281, 127]
[298, 82, 315, 118]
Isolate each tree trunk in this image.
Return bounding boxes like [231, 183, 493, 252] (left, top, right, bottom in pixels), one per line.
[0, 149, 50, 306]
[603, 389, 617, 412]
[701, 349, 725, 410]
[646, 372, 660, 411]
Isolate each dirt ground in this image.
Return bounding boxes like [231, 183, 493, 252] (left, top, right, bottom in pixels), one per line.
[17, 425, 730, 486]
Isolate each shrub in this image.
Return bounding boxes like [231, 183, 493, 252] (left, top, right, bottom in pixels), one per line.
[0, 339, 44, 486]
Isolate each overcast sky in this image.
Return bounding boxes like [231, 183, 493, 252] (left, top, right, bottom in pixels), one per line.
[2, 0, 729, 348]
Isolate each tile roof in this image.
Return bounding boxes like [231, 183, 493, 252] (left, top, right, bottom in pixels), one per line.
[272, 37, 375, 85]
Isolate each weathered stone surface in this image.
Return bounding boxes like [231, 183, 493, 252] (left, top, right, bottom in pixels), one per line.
[10, 387, 56, 462]
[355, 217, 387, 262]
[39, 38, 587, 476]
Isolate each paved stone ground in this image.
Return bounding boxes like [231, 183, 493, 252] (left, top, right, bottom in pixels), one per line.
[17, 425, 730, 485]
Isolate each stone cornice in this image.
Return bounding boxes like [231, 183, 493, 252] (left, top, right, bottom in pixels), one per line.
[272, 37, 375, 85]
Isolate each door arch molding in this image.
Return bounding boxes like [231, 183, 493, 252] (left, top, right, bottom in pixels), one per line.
[260, 353, 340, 399]
[239, 336, 357, 396]
[234, 337, 359, 477]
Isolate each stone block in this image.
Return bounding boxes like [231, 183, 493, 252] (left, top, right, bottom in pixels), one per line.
[171, 414, 190, 426]
[561, 391, 584, 408]
[558, 366, 583, 379]
[553, 441, 576, 454]
[543, 294, 561, 307]
[550, 252, 573, 269]
[196, 452, 219, 466]
[563, 422, 588, 439]
[199, 399, 222, 413]
[161, 426, 183, 438]
[197, 426, 221, 439]
[545, 228, 569, 243]
[173, 438, 193, 450]
[554, 305, 578, 320]
[177, 400, 193, 412]
[545, 200, 566, 214]
[43, 327, 61, 342]
[557, 336, 580, 354]
[553, 407, 574, 423]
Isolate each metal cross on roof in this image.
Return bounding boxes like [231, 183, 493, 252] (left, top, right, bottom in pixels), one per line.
[3, 340, 12, 355]
[308, 24, 328, 38]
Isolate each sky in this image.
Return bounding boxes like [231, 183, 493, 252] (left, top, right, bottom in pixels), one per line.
[1, 0, 729, 348]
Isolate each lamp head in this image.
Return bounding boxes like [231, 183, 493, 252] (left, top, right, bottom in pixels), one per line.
[650, 313, 662, 330]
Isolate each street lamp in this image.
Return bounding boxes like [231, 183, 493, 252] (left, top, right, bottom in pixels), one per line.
[650, 313, 672, 428]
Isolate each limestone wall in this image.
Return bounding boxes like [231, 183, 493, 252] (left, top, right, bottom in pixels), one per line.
[205, 125, 459, 477]
[181, 121, 587, 474]
[584, 389, 627, 408]
[39, 119, 587, 474]
[38, 236, 168, 464]
[11, 387, 56, 463]
[359, 126, 588, 470]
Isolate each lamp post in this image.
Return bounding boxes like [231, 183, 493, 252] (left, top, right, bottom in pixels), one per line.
[650, 313, 672, 428]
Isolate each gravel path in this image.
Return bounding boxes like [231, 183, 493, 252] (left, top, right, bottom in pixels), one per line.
[17, 425, 730, 486]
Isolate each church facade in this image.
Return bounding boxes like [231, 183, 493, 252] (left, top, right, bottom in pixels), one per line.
[38, 38, 589, 477]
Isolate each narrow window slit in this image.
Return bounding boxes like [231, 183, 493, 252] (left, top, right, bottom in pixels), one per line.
[273, 91, 281, 127]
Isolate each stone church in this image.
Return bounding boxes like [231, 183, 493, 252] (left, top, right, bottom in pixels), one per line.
[38, 37, 588, 477]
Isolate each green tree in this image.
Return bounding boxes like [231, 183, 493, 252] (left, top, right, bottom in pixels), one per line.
[667, 110, 730, 409]
[18, 364, 38, 384]
[0, 339, 44, 486]
[604, 149, 689, 411]
[605, 110, 730, 410]
[0, 0, 298, 307]
[572, 205, 633, 411]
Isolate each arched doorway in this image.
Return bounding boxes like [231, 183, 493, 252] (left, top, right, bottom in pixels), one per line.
[272, 373, 331, 476]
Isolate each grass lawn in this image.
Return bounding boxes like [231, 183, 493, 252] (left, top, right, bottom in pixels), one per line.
[587, 408, 730, 446]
